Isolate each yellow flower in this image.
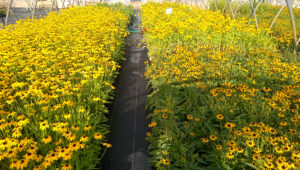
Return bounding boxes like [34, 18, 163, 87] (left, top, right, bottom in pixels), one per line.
[242, 126, 251, 133]
[224, 122, 235, 129]
[216, 145, 222, 150]
[202, 138, 209, 143]
[280, 121, 288, 126]
[209, 135, 218, 141]
[228, 140, 236, 146]
[69, 142, 80, 151]
[216, 114, 224, 120]
[250, 132, 259, 138]
[187, 115, 193, 120]
[103, 143, 112, 148]
[80, 136, 89, 143]
[236, 147, 244, 153]
[63, 152, 72, 161]
[225, 152, 235, 159]
[277, 162, 291, 170]
[146, 132, 151, 136]
[24, 152, 36, 161]
[148, 122, 157, 128]
[162, 114, 168, 119]
[93, 97, 101, 101]
[84, 125, 92, 131]
[40, 120, 49, 130]
[94, 133, 103, 140]
[42, 136, 52, 144]
[34, 155, 43, 162]
[162, 158, 170, 165]
[72, 125, 80, 131]
[78, 107, 85, 113]
[62, 164, 72, 170]
[245, 140, 255, 147]
[63, 113, 71, 120]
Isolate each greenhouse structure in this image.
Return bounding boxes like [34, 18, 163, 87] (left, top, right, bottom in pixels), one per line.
[0, 0, 299, 169]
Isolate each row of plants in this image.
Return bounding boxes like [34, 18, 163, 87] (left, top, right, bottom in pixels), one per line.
[210, 0, 300, 53]
[0, 4, 132, 170]
[142, 2, 299, 169]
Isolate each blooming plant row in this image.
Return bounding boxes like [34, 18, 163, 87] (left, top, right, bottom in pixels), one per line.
[142, 2, 299, 169]
[0, 5, 131, 170]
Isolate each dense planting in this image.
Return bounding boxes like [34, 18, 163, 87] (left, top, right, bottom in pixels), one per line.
[0, 5, 131, 169]
[143, 2, 299, 169]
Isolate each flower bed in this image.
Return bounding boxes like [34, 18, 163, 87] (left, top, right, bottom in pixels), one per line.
[0, 5, 131, 169]
[142, 2, 299, 169]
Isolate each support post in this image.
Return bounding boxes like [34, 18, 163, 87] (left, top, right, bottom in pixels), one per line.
[228, 0, 234, 18]
[269, 4, 285, 30]
[5, 0, 13, 26]
[285, 0, 298, 54]
[213, 0, 218, 11]
[32, 0, 38, 19]
[248, 0, 259, 29]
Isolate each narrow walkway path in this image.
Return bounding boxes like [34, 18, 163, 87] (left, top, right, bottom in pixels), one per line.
[109, 10, 151, 170]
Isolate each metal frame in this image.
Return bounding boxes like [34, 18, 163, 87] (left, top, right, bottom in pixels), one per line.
[177, 0, 299, 54]
[2, 0, 100, 26]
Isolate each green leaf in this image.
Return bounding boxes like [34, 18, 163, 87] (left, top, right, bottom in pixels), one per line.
[242, 162, 258, 170]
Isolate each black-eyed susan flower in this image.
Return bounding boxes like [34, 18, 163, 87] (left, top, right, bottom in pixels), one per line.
[236, 147, 244, 153]
[280, 121, 288, 126]
[71, 125, 80, 131]
[24, 152, 36, 161]
[48, 152, 59, 162]
[62, 164, 72, 170]
[63, 113, 71, 120]
[264, 161, 274, 169]
[245, 140, 255, 147]
[42, 136, 52, 144]
[93, 97, 100, 101]
[289, 129, 296, 134]
[227, 140, 236, 146]
[224, 122, 235, 129]
[162, 114, 168, 119]
[79, 108, 85, 113]
[80, 136, 89, 143]
[67, 134, 76, 141]
[94, 133, 103, 140]
[34, 155, 43, 162]
[69, 142, 80, 151]
[162, 158, 170, 165]
[84, 125, 92, 131]
[277, 162, 290, 170]
[27, 145, 38, 153]
[5, 150, 17, 159]
[209, 135, 218, 141]
[202, 138, 209, 143]
[276, 156, 287, 165]
[187, 115, 193, 120]
[242, 126, 251, 133]
[63, 152, 72, 161]
[225, 152, 234, 159]
[216, 145, 222, 150]
[103, 143, 112, 148]
[146, 132, 151, 136]
[216, 114, 224, 120]
[250, 132, 259, 138]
